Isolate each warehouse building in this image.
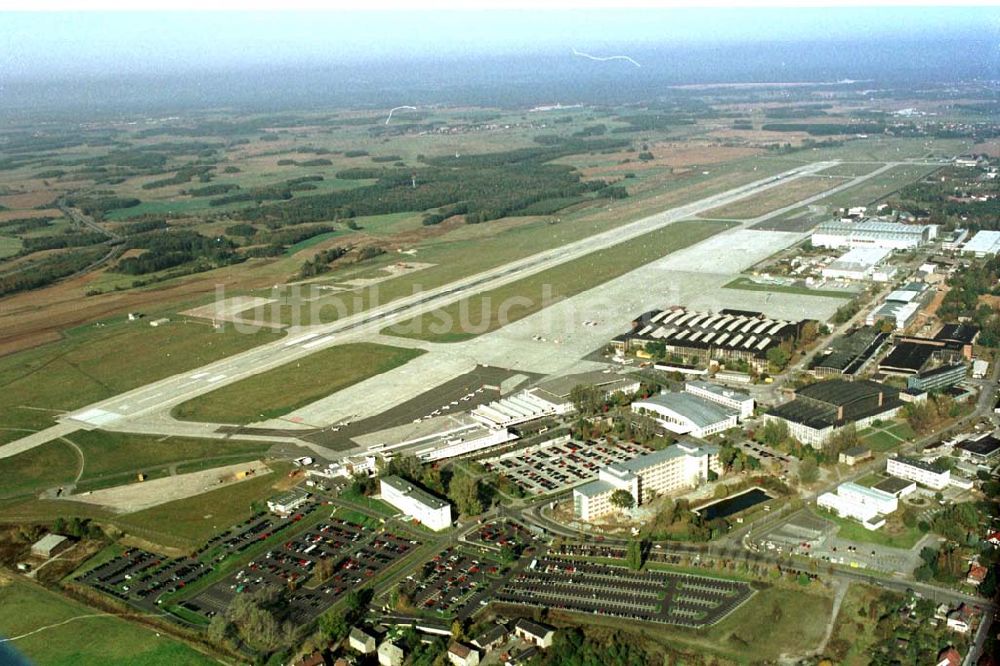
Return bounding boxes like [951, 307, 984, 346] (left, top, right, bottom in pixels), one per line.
[962, 230, 1000, 257]
[684, 381, 754, 419]
[865, 283, 928, 332]
[955, 433, 1000, 466]
[31, 534, 70, 559]
[573, 442, 718, 521]
[880, 324, 980, 376]
[821, 246, 896, 281]
[380, 476, 452, 530]
[812, 218, 934, 250]
[906, 363, 967, 392]
[886, 456, 950, 490]
[817, 482, 898, 530]
[530, 371, 641, 407]
[811, 326, 888, 377]
[764, 379, 902, 447]
[632, 392, 738, 438]
[611, 307, 810, 372]
[470, 389, 570, 429]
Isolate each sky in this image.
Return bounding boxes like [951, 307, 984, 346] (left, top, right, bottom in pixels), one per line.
[1, 7, 997, 82]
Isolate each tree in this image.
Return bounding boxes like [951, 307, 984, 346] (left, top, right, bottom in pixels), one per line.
[766, 346, 790, 371]
[761, 419, 789, 447]
[610, 489, 635, 510]
[207, 613, 231, 645]
[448, 473, 483, 517]
[798, 457, 819, 484]
[626, 539, 644, 570]
[569, 384, 605, 415]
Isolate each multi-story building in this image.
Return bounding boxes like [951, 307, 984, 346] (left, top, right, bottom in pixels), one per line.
[906, 363, 967, 392]
[573, 442, 718, 521]
[886, 456, 950, 490]
[764, 379, 902, 447]
[380, 476, 452, 530]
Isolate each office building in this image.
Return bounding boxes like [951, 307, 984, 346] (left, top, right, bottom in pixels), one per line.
[906, 363, 967, 392]
[380, 476, 452, 530]
[817, 481, 898, 529]
[573, 442, 718, 521]
[886, 456, 950, 490]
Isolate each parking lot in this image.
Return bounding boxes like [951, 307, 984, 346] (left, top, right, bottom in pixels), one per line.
[497, 555, 754, 628]
[185, 516, 418, 624]
[78, 502, 323, 614]
[464, 519, 538, 553]
[483, 439, 648, 495]
[398, 546, 510, 621]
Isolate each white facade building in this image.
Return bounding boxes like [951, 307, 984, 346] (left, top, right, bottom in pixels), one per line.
[684, 381, 754, 420]
[573, 442, 718, 521]
[821, 247, 894, 282]
[380, 476, 452, 530]
[962, 230, 1000, 257]
[818, 482, 898, 529]
[632, 392, 738, 438]
[886, 456, 951, 490]
[812, 219, 933, 251]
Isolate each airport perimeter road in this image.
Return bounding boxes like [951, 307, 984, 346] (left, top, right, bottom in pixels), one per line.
[2, 160, 901, 458]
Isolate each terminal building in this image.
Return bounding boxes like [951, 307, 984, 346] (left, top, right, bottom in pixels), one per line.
[632, 382, 752, 438]
[380, 476, 452, 530]
[573, 442, 719, 521]
[817, 481, 898, 530]
[611, 307, 811, 372]
[764, 379, 902, 447]
[886, 456, 950, 490]
[811, 218, 935, 251]
[821, 246, 895, 282]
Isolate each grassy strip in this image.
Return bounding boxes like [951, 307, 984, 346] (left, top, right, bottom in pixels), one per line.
[723, 277, 856, 300]
[172, 342, 424, 424]
[385, 219, 734, 343]
[811, 508, 923, 550]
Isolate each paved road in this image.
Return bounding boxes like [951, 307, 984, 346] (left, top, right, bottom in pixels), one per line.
[3, 160, 857, 459]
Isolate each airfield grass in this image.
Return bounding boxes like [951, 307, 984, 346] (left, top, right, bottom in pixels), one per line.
[0, 439, 79, 499]
[384, 219, 735, 343]
[723, 276, 856, 300]
[702, 174, 845, 219]
[815, 162, 885, 178]
[172, 342, 424, 424]
[0, 577, 216, 666]
[245, 156, 805, 328]
[811, 164, 940, 209]
[0, 319, 282, 446]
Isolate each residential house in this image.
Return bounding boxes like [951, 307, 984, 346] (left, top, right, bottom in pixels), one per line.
[513, 618, 555, 649]
[448, 642, 480, 666]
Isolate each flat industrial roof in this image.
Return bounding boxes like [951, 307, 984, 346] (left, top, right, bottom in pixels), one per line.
[873, 477, 917, 495]
[685, 380, 751, 402]
[957, 434, 1000, 457]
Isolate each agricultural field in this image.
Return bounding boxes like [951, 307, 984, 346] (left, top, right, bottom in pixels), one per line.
[172, 342, 423, 424]
[385, 219, 734, 343]
[0, 576, 216, 666]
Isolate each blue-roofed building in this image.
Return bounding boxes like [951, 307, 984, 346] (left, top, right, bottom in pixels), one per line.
[572, 441, 719, 521]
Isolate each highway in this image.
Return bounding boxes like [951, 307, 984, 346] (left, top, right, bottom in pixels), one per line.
[2, 159, 864, 458]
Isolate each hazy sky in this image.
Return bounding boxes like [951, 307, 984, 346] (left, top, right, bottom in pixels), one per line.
[1, 7, 997, 82]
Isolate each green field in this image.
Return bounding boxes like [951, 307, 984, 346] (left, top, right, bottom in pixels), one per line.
[0, 577, 216, 666]
[723, 276, 857, 300]
[814, 508, 923, 550]
[0, 319, 282, 446]
[384, 219, 735, 343]
[172, 342, 424, 423]
[811, 164, 940, 209]
[815, 162, 885, 178]
[701, 175, 844, 219]
[859, 427, 904, 452]
[0, 235, 22, 259]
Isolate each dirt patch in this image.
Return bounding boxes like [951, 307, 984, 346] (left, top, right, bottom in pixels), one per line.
[973, 139, 1000, 158]
[0, 190, 62, 210]
[65, 460, 271, 513]
[707, 128, 812, 145]
[0, 208, 61, 223]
